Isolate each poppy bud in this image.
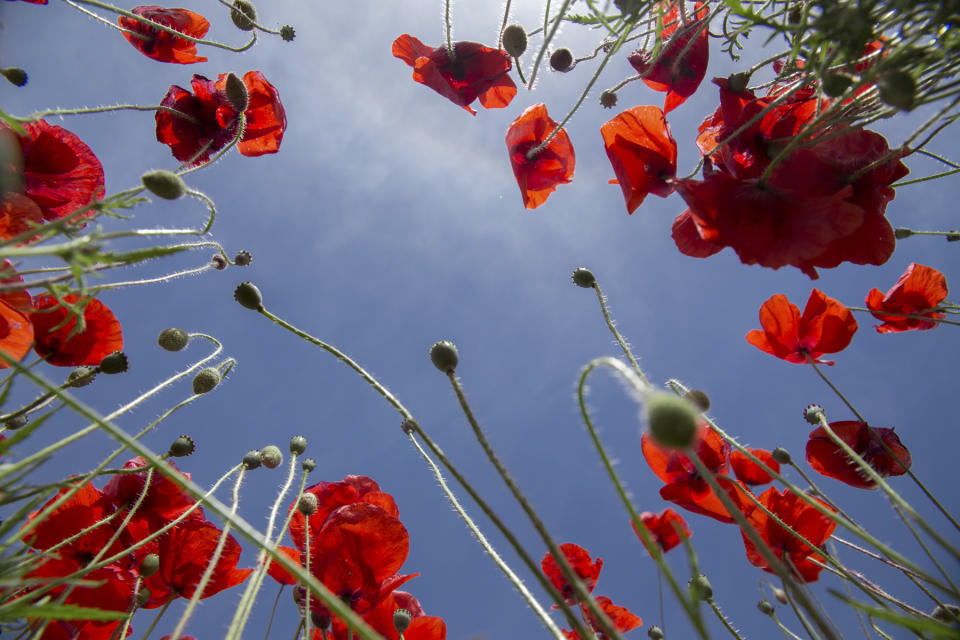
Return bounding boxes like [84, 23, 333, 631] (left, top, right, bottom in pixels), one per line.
[302, 457, 316, 472]
[233, 250, 252, 266]
[193, 367, 221, 394]
[311, 611, 331, 630]
[289, 435, 307, 455]
[231, 0, 257, 30]
[393, 608, 412, 634]
[429, 340, 459, 374]
[647, 626, 664, 640]
[261, 445, 282, 469]
[298, 493, 318, 515]
[727, 72, 751, 93]
[948, 231, 960, 242]
[67, 366, 97, 388]
[599, 90, 618, 109]
[646, 392, 699, 449]
[280, 25, 296, 42]
[224, 72, 249, 113]
[688, 574, 712, 600]
[502, 24, 528, 58]
[803, 404, 824, 425]
[212, 254, 229, 270]
[158, 328, 189, 352]
[234, 281, 263, 310]
[136, 587, 152, 607]
[932, 604, 960, 623]
[773, 587, 788, 605]
[758, 600, 775, 615]
[1, 67, 28, 87]
[787, 4, 803, 23]
[893, 227, 913, 239]
[771, 446, 791, 465]
[821, 73, 853, 97]
[4, 415, 27, 430]
[99, 351, 128, 375]
[571, 267, 596, 288]
[139, 553, 161, 578]
[550, 48, 574, 72]
[169, 434, 196, 457]
[141, 170, 186, 200]
[400, 419, 417, 434]
[683, 389, 710, 412]
[878, 70, 916, 111]
[243, 449, 262, 470]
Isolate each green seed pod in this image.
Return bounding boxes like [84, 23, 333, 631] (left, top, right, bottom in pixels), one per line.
[135, 587, 152, 607]
[141, 170, 186, 200]
[501, 24, 527, 58]
[894, 227, 913, 239]
[99, 351, 128, 375]
[758, 600, 775, 615]
[234, 281, 263, 310]
[280, 25, 296, 42]
[243, 449, 262, 470]
[158, 328, 189, 352]
[224, 72, 249, 113]
[429, 340, 459, 374]
[393, 608, 412, 634]
[231, 0, 257, 30]
[821, 73, 854, 97]
[688, 574, 713, 600]
[289, 435, 307, 455]
[727, 72, 751, 93]
[261, 445, 283, 469]
[301, 457, 317, 473]
[571, 267, 596, 288]
[599, 90, 618, 109]
[193, 367, 221, 394]
[169, 435, 196, 457]
[233, 250, 252, 266]
[684, 389, 711, 412]
[803, 404, 824, 425]
[67, 366, 97, 388]
[646, 392, 699, 449]
[4, 415, 27, 430]
[139, 553, 161, 578]
[647, 626, 664, 640]
[550, 48, 574, 72]
[771, 447, 791, 465]
[878, 70, 916, 111]
[298, 493, 318, 515]
[932, 604, 960, 623]
[1, 67, 28, 87]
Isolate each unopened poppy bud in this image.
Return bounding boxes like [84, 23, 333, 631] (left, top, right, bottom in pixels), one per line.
[280, 25, 296, 42]
[261, 445, 282, 469]
[787, 4, 803, 23]
[311, 611, 331, 630]
[243, 449, 262, 470]
[233, 250, 252, 266]
[169, 435, 196, 457]
[99, 351, 128, 375]
[684, 389, 710, 412]
[727, 72, 751, 93]
[231, 0, 257, 30]
[647, 626, 664, 640]
[646, 392, 699, 449]
[67, 366, 97, 388]
[758, 600, 775, 615]
[193, 367, 221, 394]
[289, 435, 307, 455]
[932, 604, 960, 623]
[4, 415, 27, 430]
[1, 67, 28, 87]
[771, 447, 791, 465]
[139, 553, 160, 578]
[393, 608, 412, 634]
[298, 493, 318, 515]
[429, 340, 459, 373]
[158, 328, 189, 352]
[948, 230, 960, 242]
[773, 587, 788, 605]
[550, 48, 574, 72]
[893, 227, 913, 239]
[878, 70, 916, 111]
[234, 281, 263, 310]
[688, 574, 712, 600]
[501, 24, 527, 58]
[141, 170, 186, 200]
[224, 72, 249, 113]
[400, 419, 417, 434]
[302, 457, 316, 472]
[571, 267, 596, 288]
[821, 73, 854, 97]
[136, 587, 152, 607]
[211, 254, 229, 270]
[803, 404, 824, 425]
[599, 90, 618, 109]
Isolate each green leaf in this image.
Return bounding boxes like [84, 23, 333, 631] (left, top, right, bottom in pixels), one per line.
[0, 603, 127, 622]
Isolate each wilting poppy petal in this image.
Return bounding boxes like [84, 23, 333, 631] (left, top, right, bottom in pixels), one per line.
[865, 263, 948, 333]
[730, 449, 779, 485]
[30, 294, 123, 366]
[746, 289, 857, 365]
[0, 260, 32, 310]
[506, 103, 575, 209]
[671, 209, 723, 258]
[806, 421, 911, 489]
[541, 543, 603, 606]
[632, 509, 691, 553]
[582, 596, 643, 639]
[119, 6, 209, 64]
[601, 105, 677, 213]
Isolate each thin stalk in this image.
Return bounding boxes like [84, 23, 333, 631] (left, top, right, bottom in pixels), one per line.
[592, 282, 648, 384]
[708, 599, 746, 640]
[14, 104, 200, 125]
[140, 595, 175, 640]
[526, 0, 574, 89]
[443, 0, 454, 61]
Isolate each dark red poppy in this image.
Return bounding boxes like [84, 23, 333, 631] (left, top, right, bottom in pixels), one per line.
[38, 619, 130, 640]
[119, 6, 209, 64]
[506, 103, 575, 209]
[628, 2, 710, 112]
[740, 487, 836, 582]
[601, 105, 677, 213]
[155, 71, 285, 165]
[288, 475, 398, 551]
[865, 263, 948, 333]
[0, 193, 44, 241]
[806, 421, 911, 489]
[562, 596, 643, 640]
[327, 591, 446, 640]
[0, 298, 33, 368]
[730, 449, 779, 486]
[30, 294, 123, 367]
[541, 543, 603, 606]
[746, 289, 857, 365]
[632, 509, 691, 553]
[6, 0, 48, 3]
[392, 35, 516, 115]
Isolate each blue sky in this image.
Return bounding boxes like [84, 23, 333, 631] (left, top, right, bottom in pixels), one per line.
[2, 1, 958, 638]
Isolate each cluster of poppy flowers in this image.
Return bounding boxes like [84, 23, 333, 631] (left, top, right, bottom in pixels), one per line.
[265, 475, 446, 640]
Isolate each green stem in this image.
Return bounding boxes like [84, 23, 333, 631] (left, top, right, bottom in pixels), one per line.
[140, 595, 175, 640]
[13, 104, 200, 125]
[592, 282, 648, 384]
[708, 599, 745, 640]
[526, 0, 574, 89]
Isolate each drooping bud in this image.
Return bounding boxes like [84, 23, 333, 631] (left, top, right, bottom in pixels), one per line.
[932, 604, 960, 623]
[1, 67, 27, 87]
[135, 587, 152, 607]
[192, 367, 221, 394]
[773, 587, 788, 605]
[645, 392, 699, 449]
[683, 389, 711, 412]
[139, 553, 161, 578]
[771, 447, 791, 465]
[878, 70, 916, 111]
[280, 25, 296, 42]
[233, 250, 252, 266]
[550, 48, 574, 72]
[948, 231, 960, 242]
[211, 254, 229, 270]
[67, 366, 97, 388]
[289, 435, 307, 455]
[158, 328, 189, 352]
[727, 72, 751, 93]
[261, 445, 282, 469]
[688, 574, 713, 600]
[169, 435, 196, 457]
[821, 73, 854, 97]
[599, 90, 618, 109]
[571, 267, 596, 288]
[393, 608, 412, 634]
[647, 626, 664, 640]
[141, 170, 186, 200]
[301, 457, 316, 473]
[501, 24, 528, 58]
[243, 449, 262, 470]
[234, 281, 263, 310]
[429, 340, 459, 374]
[311, 611, 331, 630]
[99, 351, 128, 375]
[230, 0, 257, 30]
[298, 493, 318, 516]
[893, 227, 913, 239]
[224, 72, 249, 113]
[4, 415, 27, 430]
[803, 404, 824, 425]
[758, 600, 775, 615]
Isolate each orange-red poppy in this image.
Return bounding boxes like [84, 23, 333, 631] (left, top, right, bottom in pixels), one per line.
[0, 298, 33, 369]
[746, 289, 857, 365]
[865, 263, 948, 333]
[541, 543, 603, 606]
[505, 103, 575, 209]
[30, 294, 123, 367]
[632, 508, 691, 553]
[601, 105, 677, 213]
[806, 421, 911, 489]
[730, 448, 779, 486]
[562, 596, 643, 640]
[119, 6, 209, 64]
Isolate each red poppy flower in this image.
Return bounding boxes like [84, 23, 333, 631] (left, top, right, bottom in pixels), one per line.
[806, 421, 911, 489]
[288, 475, 399, 551]
[506, 103, 575, 209]
[632, 509, 691, 553]
[541, 543, 603, 606]
[865, 263, 948, 333]
[0, 260, 32, 311]
[119, 6, 209, 64]
[730, 449, 779, 486]
[601, 106, 677, 213]
[6, 0, 48, 3]
[30, 294, 123, 366]
[746, 289, 857, 365]
[562, 596, 643, 640]
[266, 545, 302, 586]
[155, 71, 285, 165]
[628, 2, 710, 113]
[740, 487, 836, 582]
[0, 193, 44, 241]
[328, 591, 446, 640]
[0, 298, 33, 368]
[392, 35, 516, 115]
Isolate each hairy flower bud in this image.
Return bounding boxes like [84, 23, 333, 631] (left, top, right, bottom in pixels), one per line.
[289, 435, 307, 455]
[821, 73, 853, 97]
[550, 48, 574, 72]
[193, 367, 221, 394]
[67, 366, 97, 388]
[4, 415, 27, 430]
[771, 446, 791, 465]
[893, 227, 913, 240]
[683, 389, 710, 412]
[141, 169, 186, 200]
[301, 457, 316, 473]
[803, 404, 824, 425]
[393, 609, 412, 634]
[878, 70, 916, 111]
[429, 340, 459, 373]
[571, 267, 596, 288]
[758, 600, 775, 615]
[646, 392, 699, 449]
[158, 328, 189, 352]
[231, 0, 257, 30]
[261, 445, 283, 469]
[99, 351, 128, 375]
[298, 493, 318, 515]
[727, 72, 751, 93]
[1, 67, 27, 87]
[599, 90, 618, 109]
[169, 435, 196, 457]
[773, 588, 788, 605]
[501, 24, 527, 58]
[647, 626, 664, 640]
[233, 250, 252, 266]
[211, 254, 229, 270]
[243, 449, 262, 470]
[688, 574, 713, 600]
[234, 281, 263, 310]
[224, 72, 249, 112]
[139, 553, 160, 578]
